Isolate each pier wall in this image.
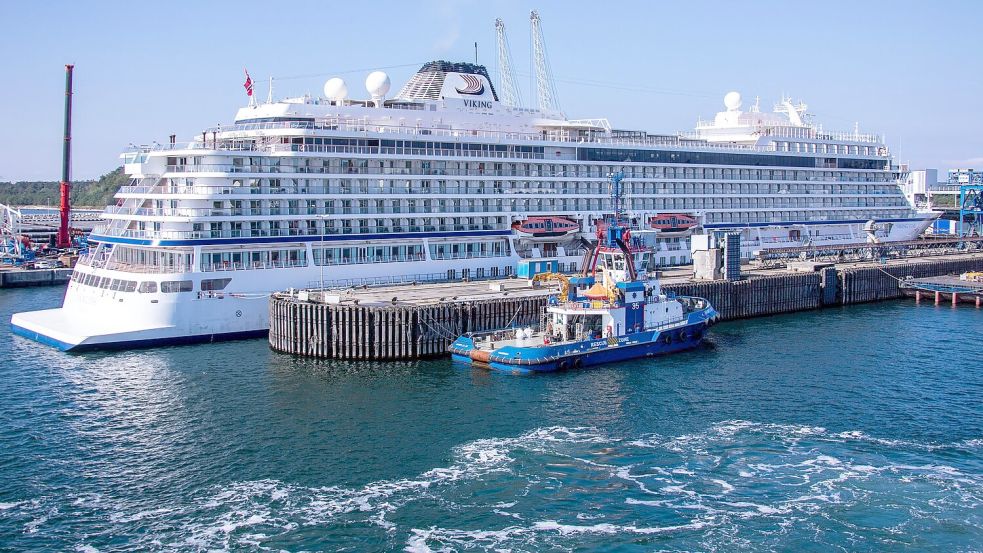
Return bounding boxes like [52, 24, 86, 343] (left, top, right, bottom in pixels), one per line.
[837, 258, 983, 304]
[269, 255, 983, 359]
[270, 295, 546, 360]
[663, 274, 823, 320]
[664, 257, 983, 320]
[0, 268, 72, 288]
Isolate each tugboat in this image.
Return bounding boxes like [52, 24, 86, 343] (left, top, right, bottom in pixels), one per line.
[449, 172, 718, 373]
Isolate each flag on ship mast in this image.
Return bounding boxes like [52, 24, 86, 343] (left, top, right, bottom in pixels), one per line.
[243, 69, 254, 96]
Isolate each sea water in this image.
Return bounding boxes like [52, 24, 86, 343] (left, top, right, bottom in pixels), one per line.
[0, 287, 980, 551]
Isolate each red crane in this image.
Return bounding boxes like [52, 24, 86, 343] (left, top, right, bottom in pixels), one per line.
[56, 64, 74, 249]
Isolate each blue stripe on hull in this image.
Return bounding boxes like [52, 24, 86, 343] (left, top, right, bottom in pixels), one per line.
[10, 324, 267, 352]
[454, 321, 710, 374]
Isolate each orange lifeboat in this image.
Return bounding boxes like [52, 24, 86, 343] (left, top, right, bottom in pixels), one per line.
[513, 216, 580, 240]
[649, 213, 697, 232]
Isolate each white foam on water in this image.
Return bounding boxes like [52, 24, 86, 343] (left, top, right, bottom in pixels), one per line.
[533, 519, 707, 535]
[0, 501, 21, 511]
[406, 519, 709, 550]
[493, 508, 523, 520]
[660, 484, 698, 497]
[712, 479, 735, 493]
[74, 546, 99, 553]
[79, 422, 983, 551]
[720, 501, 786, 515]
[109, 507, 173, 523]
[159, 426, 607, 550]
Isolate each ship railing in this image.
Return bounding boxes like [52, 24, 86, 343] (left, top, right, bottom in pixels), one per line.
[77, 258, 194, 275]
[128, 173, 902, 199]
[155, 163, 640, 180]
[200, 259, 308, 272]
[303, 270, 503, 291]
[120, 182, 613, 197]
[138, 116, 876, 155]
[310, 253, 428, 267]
[469, 313, 690, 348]
[91, 224, 506, 241]
[102, 205, 513, 217]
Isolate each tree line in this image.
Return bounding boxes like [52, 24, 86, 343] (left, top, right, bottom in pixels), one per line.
[0, 167, 128, 208]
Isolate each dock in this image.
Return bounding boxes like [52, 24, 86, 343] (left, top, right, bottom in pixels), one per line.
[270, 280, 549, 359]
[0, 267, 72, 288]
[269, 253, 983, 360]
[900, 274, 983, 307]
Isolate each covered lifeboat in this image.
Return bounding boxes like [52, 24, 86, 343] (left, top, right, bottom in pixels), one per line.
[512, 216, 580, 241]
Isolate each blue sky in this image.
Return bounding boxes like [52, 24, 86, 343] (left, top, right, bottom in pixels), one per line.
[1, 0, 981, 181]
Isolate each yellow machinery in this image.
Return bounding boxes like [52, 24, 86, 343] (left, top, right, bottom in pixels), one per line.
[531, 272, 570, 299]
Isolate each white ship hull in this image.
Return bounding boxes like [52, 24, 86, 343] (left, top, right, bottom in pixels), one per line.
[11, 215, 932, 351]
[11, 249, 540, 350]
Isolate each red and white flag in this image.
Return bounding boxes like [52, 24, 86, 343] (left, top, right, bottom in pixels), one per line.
[243, 69, 253, 97]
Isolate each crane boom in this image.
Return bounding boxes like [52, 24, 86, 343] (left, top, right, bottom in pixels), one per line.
[495, 18, 522, 108]
[530, 10, 560, 113]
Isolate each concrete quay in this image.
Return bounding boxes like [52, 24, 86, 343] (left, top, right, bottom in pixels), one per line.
[269, 253, 983, 360]
[0, 267, 72, 288]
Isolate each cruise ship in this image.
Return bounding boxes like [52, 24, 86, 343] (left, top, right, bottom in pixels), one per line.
[12, 22, 935, 350]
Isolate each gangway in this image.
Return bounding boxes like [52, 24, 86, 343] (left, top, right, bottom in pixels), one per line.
[750, 236, 983, 268]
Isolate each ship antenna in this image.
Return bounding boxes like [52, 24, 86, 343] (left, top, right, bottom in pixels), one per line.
[530, 10, 561, 113]
[267, 76, 274, 104]
[495, 18, 523, 107]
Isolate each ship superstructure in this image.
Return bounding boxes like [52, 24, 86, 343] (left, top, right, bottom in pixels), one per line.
[11, 15, 934, 350]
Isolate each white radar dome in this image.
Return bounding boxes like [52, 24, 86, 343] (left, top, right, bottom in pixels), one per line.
[323, 77, 348, 101]
[724, 91, 742, 111]
[365, 71, 391, 98]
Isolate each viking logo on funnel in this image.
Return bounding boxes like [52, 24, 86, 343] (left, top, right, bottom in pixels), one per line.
[455, 74, 484, 95]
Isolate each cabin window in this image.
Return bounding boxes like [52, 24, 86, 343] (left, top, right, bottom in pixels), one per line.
[201, 278, 232, 292]
[137, 281, 157, 293]
[161, 280, 193, 293]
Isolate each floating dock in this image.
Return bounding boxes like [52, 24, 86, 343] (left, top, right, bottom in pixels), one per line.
[269, 254, 983, 360]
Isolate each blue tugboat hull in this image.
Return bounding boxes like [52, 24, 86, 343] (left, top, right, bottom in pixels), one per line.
[449, 309, 715, 374]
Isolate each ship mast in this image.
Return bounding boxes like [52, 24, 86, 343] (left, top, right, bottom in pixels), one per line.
[495, 18, 523, 108]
